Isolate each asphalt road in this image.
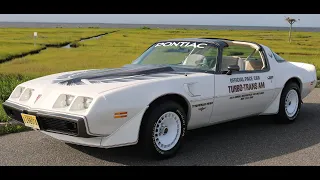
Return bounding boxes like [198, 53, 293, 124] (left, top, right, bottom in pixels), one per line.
[1, 89, 320, 166]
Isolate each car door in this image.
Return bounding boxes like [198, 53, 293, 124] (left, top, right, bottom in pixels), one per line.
[209, 45, 276, 124]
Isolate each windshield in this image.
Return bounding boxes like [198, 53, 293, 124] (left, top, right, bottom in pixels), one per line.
[132, 41, 219, 70]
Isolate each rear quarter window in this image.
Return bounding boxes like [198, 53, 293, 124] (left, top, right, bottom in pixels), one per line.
[273, 52, 286, 62]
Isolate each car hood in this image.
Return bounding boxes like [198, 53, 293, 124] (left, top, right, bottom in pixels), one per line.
[20, 64, 196, 95]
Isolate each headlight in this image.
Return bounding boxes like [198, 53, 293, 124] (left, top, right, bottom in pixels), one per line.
[11, 86, 25, 98]
[53, 94, 75, 108]
[70, 96, 93, 111]
[19, 88, 34, 101]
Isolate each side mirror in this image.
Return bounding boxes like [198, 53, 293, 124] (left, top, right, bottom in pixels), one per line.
[226, 65, 240, 75]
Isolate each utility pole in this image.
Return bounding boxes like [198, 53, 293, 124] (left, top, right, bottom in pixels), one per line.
[285, 17, 300, 43]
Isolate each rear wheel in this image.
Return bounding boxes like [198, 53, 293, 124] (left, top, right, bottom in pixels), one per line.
[139, 101, 187, 159]
[276, 82, 301, 123]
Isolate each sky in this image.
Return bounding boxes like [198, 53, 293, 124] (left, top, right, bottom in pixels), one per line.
[0, 14, 319, 27]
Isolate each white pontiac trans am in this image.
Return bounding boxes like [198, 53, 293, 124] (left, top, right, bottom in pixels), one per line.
[2, 38, 317, 159]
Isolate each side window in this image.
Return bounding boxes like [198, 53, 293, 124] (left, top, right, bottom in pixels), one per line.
[245, 50, 266, 71]
[221, 44, 266, 72]
[273, 52, 286, 62]
[183, 45, 219, 70]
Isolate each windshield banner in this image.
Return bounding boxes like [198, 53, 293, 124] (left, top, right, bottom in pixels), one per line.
[155, 42, 208, 49]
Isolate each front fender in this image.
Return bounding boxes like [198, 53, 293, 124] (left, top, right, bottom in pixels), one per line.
[100, 106, 148, 148]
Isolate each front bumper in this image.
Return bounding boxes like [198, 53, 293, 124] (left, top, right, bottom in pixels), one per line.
[2, 101, 147, 149]
[2, 101, 92, 138]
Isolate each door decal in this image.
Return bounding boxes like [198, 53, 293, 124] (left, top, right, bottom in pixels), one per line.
[228, 75, 266, 94]
[229, 91, 265, 101]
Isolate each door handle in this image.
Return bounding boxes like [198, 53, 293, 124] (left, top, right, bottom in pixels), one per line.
[267, 76, 273, 79]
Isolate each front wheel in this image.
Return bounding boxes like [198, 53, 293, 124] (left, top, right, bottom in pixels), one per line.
[276, 82, 301, 123]
[139, 101, 187, 159]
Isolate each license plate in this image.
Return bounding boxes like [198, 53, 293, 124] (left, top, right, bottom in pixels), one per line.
[21, 113, 40, 130]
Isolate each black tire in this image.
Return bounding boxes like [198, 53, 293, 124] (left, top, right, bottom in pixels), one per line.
[275, 82, 301, 124]
[139, 101, 187, 159]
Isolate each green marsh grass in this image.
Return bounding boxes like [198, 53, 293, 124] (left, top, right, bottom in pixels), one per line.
[0, 28, 117, 63]
[1, 28, 319, 76]
[0, 123, 31, 135]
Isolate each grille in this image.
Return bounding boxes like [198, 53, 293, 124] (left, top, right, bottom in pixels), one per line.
[4, 108, 23, 123]
[37, 117, 78, 136]
[4, 108, 79, 136]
